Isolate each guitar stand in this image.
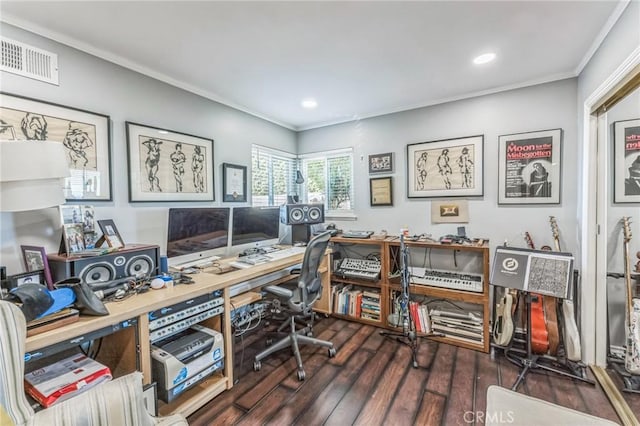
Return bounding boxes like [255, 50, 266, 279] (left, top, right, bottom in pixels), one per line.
[505, 292, 594, 391]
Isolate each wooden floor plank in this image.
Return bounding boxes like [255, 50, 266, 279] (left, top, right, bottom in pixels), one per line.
[361, 327, 386, 352]
[443, 347, 477, 426]
[384, 355, 430, 425]
[194, 405, 244, 426]
[329, 324, 374, 365]
[473, 348, 499, 422]
[353, 344, 412, 425]
[415, 390, 447, 426]
[577, 370, 620, 422]
[426, 342, 456, 395]
[323, 343, 396, 426]
[234, 358, 297, 410]
[235, 386, 292, 426]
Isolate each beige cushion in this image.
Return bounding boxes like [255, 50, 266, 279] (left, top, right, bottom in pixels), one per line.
[485, 385, 619, 426]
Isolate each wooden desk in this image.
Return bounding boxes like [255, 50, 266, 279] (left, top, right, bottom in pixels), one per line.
[24, 249, 331, 417]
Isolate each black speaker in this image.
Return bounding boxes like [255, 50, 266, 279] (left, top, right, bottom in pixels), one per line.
[48, 244, 160, 285]
[279, 204, 324, 225]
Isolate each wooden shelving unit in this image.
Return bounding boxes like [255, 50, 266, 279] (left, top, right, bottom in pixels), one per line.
[329, 236, 490, 353]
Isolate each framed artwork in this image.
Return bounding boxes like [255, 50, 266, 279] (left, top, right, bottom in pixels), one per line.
[0, 92, 112, 201]
[126, 122, 214, 202]
[613, 118, 640, 203]
[20, 246, 53, 289]
[407, 135, 484, 198]
[431, 200, 469, 223]
[222, 163, 247, 202]
[370, 176, 393, 206]
[9, 271, 47, 288]
[498, 129, 562, 205]
[369, 152, 393, 174]
[97, 219, 125, 248]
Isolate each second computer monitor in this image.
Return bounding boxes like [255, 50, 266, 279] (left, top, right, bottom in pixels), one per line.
[231, 206, 281, 250]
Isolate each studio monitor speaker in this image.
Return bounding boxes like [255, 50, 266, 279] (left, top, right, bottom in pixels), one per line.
[48, 244, 160, 285]
[279, 204, 324, 225]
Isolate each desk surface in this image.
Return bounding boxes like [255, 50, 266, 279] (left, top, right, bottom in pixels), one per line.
[25, 251, 306, 352]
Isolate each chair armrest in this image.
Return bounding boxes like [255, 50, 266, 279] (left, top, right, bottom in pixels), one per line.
[290, 268, 301, 275]
[263, 285, 294, 299]
[31, 372, 187, 426]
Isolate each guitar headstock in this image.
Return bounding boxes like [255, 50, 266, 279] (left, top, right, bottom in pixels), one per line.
[622, 217, 632, 243]
[550, 216, 561, 251]
[524, 232, 535, 250]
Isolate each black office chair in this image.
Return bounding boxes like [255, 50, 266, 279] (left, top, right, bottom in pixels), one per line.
[253, 231, 336, 380]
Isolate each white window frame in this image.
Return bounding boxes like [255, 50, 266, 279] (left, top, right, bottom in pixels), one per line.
[251, 144, 298, 207]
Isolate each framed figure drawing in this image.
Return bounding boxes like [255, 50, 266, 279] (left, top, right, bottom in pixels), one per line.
[0, 92, 112, 201]
[222, 163, 247, 202]
[498, 129, 562, 205]
[407, 135, 483, 198]
[126, 122, 214, 202]
[613, 119, 640, 203]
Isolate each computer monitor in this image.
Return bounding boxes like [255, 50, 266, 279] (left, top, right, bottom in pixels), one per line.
[231, 206, 281, 251]
[167, 207, 230, 268]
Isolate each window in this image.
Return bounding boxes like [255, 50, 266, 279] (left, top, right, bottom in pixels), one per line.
[300, 148, 354, 217]
[251, 145, 354, 218]
[251, 145, 297, 206]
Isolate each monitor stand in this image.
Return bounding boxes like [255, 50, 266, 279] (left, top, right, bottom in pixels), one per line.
[280, 224, 310, 246]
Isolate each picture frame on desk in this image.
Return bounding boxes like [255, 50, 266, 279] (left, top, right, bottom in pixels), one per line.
[20, 245, 53, 289]
[8, 271, 47, 288]
[407, 135, 484, 198]
[0, 92, 112, 201]
[126, 122, 215, 202]
[97, 219, 125, 249]
[222, 163, 247, 202]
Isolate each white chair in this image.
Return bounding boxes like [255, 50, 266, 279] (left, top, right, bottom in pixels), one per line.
[0, 300, 187, 426]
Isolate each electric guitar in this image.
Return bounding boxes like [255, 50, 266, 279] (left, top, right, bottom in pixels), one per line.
[493, 290, 514, 346]
[622, 217, 640, 374]
[524, 232, 550, 354]
[550, 216, 582, 361]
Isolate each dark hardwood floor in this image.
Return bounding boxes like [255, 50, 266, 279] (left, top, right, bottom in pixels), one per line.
[189, 317, 628, 425]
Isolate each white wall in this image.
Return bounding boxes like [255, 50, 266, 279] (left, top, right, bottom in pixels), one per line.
[0, 23, 296, 274]
[298, 79, 579, 256]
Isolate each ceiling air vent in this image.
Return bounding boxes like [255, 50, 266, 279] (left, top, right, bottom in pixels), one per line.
[1, 37, 59, 85]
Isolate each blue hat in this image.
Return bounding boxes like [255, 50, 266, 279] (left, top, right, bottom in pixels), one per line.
[10, 284, 76, 322]
[38, 288, 76, 318]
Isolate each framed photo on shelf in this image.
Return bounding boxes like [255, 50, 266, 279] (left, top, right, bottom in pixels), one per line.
[498, 129, 562, 205]
[407, 135, 484, 198]
[126, 122, 214, 202]
[62, 223, 86, 254]
[370, 176, 393, 206]
[8, 271, 47, 288]
[0, 92, 112, 201]
[222, 163, 247, 202]
[97, 219, 125, 248]
[368, 152, 393, 174]
[613, 118, 640, 203]
[20, 246, 53, 289]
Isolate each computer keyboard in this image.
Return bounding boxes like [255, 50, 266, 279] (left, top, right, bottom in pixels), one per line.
[171, 255, 221, 271]
[342, 230, 374, 239]
[265, 246, 306, 261]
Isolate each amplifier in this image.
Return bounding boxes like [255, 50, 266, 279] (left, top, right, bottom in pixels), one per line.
[148, 290, 223, 331]
[47, 244, 159, 285]
[151, 324, 224, 403]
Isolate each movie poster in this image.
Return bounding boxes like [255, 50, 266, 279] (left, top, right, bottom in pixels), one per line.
[615, 119, 640, 202]
[498, 129, 562, 205]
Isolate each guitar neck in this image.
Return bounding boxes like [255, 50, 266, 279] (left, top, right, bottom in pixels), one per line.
[624, 232, 633, 325]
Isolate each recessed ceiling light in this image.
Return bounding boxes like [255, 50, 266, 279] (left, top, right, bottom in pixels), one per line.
[473, 52, 496, 65]
[158, 130, 169, 134]
[301, 98, 318, 109]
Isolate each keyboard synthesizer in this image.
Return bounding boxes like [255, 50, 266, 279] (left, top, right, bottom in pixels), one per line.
[409, 267, 483, 293]
[334, 258, 381, 281]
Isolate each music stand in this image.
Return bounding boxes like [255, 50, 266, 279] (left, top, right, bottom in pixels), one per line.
[380, 235, 439, 368]
[491, 246, 595, 390]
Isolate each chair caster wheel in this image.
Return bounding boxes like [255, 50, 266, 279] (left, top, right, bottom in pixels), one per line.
[297, 370, 306, 381]
[253, 361, 261, 371]
[328, 347, 337, 358]
[306, 331, 313, 337]
[266, 338, 273, 346]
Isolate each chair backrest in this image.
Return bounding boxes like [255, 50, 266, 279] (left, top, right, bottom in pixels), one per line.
[296, 231, 332, 308]
[0, 301, 36, 425]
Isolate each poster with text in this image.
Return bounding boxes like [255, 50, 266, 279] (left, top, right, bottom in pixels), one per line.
[614, 118, 640, 203]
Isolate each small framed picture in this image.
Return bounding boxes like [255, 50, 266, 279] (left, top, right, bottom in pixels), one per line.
[62, 223, 86, 254]
[222, 163, 247, 202]
[97, 219, 125, 248]
[370, 176, 393, 206]
[20, 246, 53, 289]
[9, 271, 46, 287]
[368, 152, 393, 174]
[613, 118, 640, 203]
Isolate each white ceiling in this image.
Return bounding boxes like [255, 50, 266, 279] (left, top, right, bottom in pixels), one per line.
[0, 1, 626, 131]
